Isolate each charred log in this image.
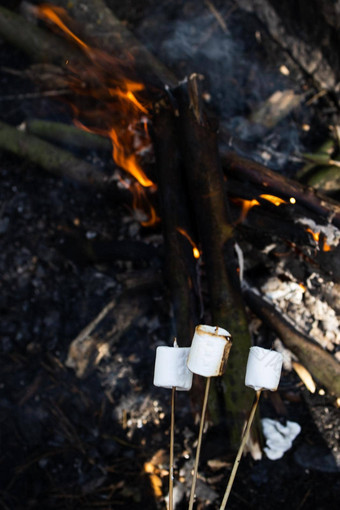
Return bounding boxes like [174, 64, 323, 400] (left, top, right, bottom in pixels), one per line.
[151, 98, 199, 347]
[222, 151, 340, 228]
[174, 75, 254, 445]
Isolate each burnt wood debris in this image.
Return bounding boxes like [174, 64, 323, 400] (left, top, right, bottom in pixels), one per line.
[1, 0, 340, 509]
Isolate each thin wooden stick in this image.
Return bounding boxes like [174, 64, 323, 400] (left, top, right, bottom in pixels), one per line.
[169, 386, 176, 510]
[219, 390, 262, 510]
[188, 376, 211, 510]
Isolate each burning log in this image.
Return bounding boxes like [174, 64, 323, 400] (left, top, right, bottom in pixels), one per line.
[173, 75, 254, 444]
[151, 99, 199, 347]
[244, 287, 340, 397]
[222, 151, 340, 229]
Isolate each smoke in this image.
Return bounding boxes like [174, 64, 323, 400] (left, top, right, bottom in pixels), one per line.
[135, 5, 312, 171]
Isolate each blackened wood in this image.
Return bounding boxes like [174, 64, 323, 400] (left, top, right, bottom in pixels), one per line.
[222, 151, 340, 228]
[174, 75, 254, 446]
[151, 98, 198, 346]
[244, 287, 340, 397]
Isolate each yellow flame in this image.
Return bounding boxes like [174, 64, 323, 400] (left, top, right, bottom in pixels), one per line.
[177, 228, 201, 259]
[259, 194, 287, 206]
[109, 128, 154, 187]
[193, 247, 200, 259]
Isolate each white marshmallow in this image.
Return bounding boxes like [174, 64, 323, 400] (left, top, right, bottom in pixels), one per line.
[153, 346, 193, 391]
[187, 325, 232, 377]
[245, 347, 283, 391]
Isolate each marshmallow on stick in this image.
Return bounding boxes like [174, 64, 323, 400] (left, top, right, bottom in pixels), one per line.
[187, 325, 232, 510]
[153, 341, 192, 510]
[187, 324, 232, 377]
[245, 346, 283, 391]
[219, 347, 283, 510]
[153, 343, 193, 391]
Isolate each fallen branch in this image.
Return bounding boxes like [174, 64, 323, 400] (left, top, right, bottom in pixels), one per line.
[0, 6, 81, 64]
[26, 119, 112, 152]
[243, 287, 340, 397]
[66, 272, 161, 378]
[0, 120, 120, 194]
[222, 151, 340, 228]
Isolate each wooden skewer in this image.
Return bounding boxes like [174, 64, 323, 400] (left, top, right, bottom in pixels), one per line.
[169, 386, 176, 510]
[219, 389, 262, 510]
[188, 376, 211, 510]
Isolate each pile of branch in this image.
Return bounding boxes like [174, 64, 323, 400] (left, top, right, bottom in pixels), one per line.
[0, 1, 339, 439]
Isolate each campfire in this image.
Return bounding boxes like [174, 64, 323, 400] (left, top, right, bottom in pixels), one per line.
[0, 1, 339, 508]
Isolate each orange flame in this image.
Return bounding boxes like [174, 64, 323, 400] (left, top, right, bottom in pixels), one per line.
[131, 183, 160, 227]
[306, 228, 331, 251]
[177, 228, 201, 259]
[233, 193, 291, 223]
[232, 198, 260, 223]
[36, 4, 156, 223]
[37, 5, 89, 51]
[259, 194, 287, 206]
[109, 128, 154, 188]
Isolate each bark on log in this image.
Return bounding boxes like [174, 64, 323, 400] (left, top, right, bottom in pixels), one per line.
[0, 120, 121, 194]
[174, 75, 254, 446]
[222, 151, 340, 228]
[26, 120, 112, 152]
[244, 287, 340, 397]
[151, 98, 199, 346]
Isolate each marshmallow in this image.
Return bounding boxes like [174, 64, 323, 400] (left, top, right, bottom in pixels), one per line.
[245, 347, 283, 391]
[187, 325, 232, 377]
[153, 346, 193, 391]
